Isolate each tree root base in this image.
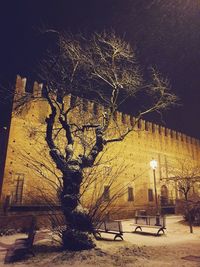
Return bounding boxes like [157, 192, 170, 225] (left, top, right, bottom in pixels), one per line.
[62, 229, 95, 251]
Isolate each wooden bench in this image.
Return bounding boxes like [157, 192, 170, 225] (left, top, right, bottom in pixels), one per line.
[4, 217, 36, 263]
[94, 221, 123, 240]
[131, 215, 166, 236]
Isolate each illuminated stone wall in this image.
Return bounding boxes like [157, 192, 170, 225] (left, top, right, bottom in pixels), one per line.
[2, 76, 200, 218]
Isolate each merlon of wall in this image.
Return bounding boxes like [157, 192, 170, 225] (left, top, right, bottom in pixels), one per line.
[33, 81, 43, 97]
[15, 75, 27, 100]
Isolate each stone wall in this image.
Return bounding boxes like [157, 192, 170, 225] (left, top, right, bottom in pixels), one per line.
[1, 76, 200, 218]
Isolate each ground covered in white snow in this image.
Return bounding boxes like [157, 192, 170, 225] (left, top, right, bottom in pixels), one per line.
[0, 215, 200, 266]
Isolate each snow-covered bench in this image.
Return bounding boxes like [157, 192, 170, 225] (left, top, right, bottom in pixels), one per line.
[131, 215, 166, 236]
[4, 217, 36, 263]
[94, 221, 123, 240]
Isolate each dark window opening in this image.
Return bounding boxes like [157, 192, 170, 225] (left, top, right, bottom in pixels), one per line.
[128, 187, 134, 201]
[148, 189, 154, 202]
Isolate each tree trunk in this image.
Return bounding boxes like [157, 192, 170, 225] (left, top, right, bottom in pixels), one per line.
[185, 194, 193, 234]
[60, 159, 95, 250]
[186, 202, 193, 234]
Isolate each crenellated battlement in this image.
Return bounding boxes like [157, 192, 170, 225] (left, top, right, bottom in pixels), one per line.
[14, 75, 200, 146]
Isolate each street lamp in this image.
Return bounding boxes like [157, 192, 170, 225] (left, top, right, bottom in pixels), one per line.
[150, 159, 160, 225]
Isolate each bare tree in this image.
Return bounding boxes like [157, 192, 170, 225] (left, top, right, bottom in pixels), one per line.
[13, 31, 176, 250]
[14, 144, 139, 239]
[167, 159, 200, 233]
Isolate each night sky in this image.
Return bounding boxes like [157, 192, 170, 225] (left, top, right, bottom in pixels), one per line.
[1, 0, 200, 138]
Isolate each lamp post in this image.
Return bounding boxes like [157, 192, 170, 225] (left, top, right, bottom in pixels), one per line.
[150, 159, 160, 225]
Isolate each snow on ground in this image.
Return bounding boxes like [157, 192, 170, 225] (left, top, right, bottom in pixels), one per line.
[0, 215, 200, 267]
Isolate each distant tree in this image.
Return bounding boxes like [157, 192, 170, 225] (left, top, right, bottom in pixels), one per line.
[167, 159, 200, 233]
[13, 31, 176, 250]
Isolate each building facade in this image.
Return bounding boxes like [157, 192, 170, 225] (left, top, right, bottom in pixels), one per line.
[1, 76, 200, 218]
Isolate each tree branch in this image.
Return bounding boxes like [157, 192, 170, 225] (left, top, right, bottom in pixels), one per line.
[45, 87, 66, 170]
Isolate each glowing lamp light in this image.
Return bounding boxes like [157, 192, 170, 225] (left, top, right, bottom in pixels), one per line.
[150, 159, 157, 170]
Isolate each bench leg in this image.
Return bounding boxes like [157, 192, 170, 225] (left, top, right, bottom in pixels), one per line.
[114, 234, 123, 241]
[93, 231, 101, 240]
[157, 228, 165, 236]
[135, 226, 142, 232]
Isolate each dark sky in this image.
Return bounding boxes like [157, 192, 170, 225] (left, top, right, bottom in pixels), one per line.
[1, 0, 200, 138]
